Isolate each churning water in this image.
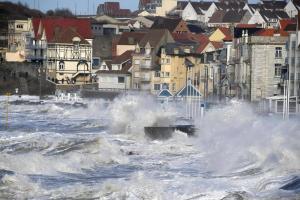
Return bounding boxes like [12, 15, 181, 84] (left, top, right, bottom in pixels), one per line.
[0, 94, 299, 200]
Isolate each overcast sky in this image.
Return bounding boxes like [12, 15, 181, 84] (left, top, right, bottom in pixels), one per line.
[8, 0, 259, 15]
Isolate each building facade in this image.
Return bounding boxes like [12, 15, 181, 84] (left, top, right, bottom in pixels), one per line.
[6, 19, 31, 62]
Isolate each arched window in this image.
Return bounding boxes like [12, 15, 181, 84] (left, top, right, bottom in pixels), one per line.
[59, 61, 65, 70]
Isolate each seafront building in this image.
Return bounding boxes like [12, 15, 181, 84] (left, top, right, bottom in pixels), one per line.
[0, 0, 299, 108]
[29, 18, 94, 85]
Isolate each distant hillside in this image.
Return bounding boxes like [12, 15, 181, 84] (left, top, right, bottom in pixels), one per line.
[0, 1, 44, 20]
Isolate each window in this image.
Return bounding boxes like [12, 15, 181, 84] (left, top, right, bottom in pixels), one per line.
[275, 64, 281, 77]
[16, 24, 23, 29]
[166, 58, 170, 64]
[154, 71, 160, 77]
[134, 59, 140, 65]
[172, 83, 176, 91]
[165, 72, 170, 77]
[118, 76, 125, 83]
[59, 61, 65, 70]
[154, 84, 161, 91]
[161, 72, 164, 77]
[162, 83, 169, 89]
[275, 47, 282, 58]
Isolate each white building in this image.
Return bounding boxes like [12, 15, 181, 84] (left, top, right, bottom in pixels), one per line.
[30, 18, 94, 85]
[6, 19, 32, 62]
[96, 51, 132, 90]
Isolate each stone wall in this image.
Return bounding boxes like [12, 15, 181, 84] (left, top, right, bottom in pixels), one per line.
[0, 62, 56, 95]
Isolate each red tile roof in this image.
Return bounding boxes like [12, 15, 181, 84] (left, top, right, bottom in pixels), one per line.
[211, 41, 223, 49]
[218, 27, 233, 41]
[254, 28, 275, 36]
[236, 24, 258, 28]
[33, 18, 92, 42]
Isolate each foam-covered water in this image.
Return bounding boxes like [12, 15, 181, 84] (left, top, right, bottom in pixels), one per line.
[0, 95, 299, 199]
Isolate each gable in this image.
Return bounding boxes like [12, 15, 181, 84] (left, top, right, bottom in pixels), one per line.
[158, 89, 173, 97]
[176, 83, 202, 97]
[182, 2, 198, 21]
[174, 20, 190, 33]
[209, 29, 226, 42]
[248, 11, 266, 25]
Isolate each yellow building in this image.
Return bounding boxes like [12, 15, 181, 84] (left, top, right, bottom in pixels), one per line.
[152, 43, 201, 95]
[209, 27, 232, 42]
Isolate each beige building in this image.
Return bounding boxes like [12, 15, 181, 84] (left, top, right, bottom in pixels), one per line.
[234, 33, 288, 101]
[156, 43, 200, 95]
[131, 29, 174, 92]
[6, 19, 32, 62]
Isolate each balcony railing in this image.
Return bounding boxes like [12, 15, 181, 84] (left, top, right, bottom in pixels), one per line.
[26, 43, 47, 49]
[140, 75, 151, 82]
[140, 63, 152, 69]
[26, 55, 47, 61]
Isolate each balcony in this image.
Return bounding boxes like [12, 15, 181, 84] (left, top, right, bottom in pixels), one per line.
[140, 62, 152, 69]
[26, 54, 47, 61]
[26, 43, 47, 49]
[140, 74, 151, 82]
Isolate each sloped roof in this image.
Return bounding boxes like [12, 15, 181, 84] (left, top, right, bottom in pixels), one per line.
[33, 18, 92, 42]
[215, 2, 245, 10]
[51, 27, 90, 44]
[208, 10, 226, 23]
[218, 27, 233, 41]
[261, 0, 287, 10]
[151, 17, 183, 32]
[176, 83, 202, 97]
[118, 32, 146, 45]
[211, 41, 224, 49]
[111, 50, 133, 64]
[254, 28, 275, 36]
[164, 42, 197, 55]
[177, 1, 212, 11]
[139, 29, 171, 47]
[209, 10, 247, 24]
[158, 89, 173, 97]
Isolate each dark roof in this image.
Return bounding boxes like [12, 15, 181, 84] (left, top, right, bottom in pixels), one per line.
[260, 10, 289, 21]
[118, 32, 146, 45]
[209, 10, 247, 24]
[164, 42, 197, 55]
[208, 10, 227, 23]
[187, 24, 205, 34]
[111, 50, 133, 64]
[139, 29, 170, 47]
[215, 2, 245, 10]
[178, 1, 213, 12]
[261, 0, 287, 9]
[151, 17, 182, 32]
[222, 10, 247, 23]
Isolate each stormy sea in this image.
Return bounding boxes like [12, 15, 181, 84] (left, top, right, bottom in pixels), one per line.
[0, 94, 299, 200]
